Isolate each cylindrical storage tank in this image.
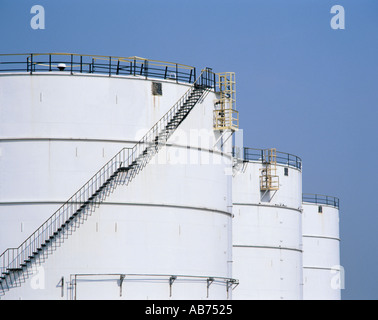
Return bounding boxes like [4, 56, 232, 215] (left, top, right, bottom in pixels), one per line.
[0, 54, 235, 300]
[302, 194, 341, 300]
[232, 148, 303, 300]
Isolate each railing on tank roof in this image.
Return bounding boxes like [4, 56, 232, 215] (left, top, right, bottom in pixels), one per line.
[233, 147, 302, 170]
[0, 53, 217, 89]
[302, 193, 340, 209]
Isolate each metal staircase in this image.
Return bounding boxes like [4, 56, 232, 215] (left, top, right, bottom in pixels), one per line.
[0, 69, 213, 296]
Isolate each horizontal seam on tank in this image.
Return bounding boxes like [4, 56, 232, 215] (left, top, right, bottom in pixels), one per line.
[0, 138, 231, 158]
[0, 137, 138, 143]
[303, 235, 340, 242]
[105, 202, 232, 216]
[303, 266, 341, 271]
[233, 245, 302, 253]
[233, 202, 302, 213]
[0, 72, 196, 88]
[0, 201, 232, 216]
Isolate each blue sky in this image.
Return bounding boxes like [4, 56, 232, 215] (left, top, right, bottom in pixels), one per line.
[1, 0, 377, 300]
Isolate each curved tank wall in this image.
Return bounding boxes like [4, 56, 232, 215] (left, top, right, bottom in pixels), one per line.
[302, 195, 341, 300]
[232, 151, 303, 300]
[0, 72, 235, 300]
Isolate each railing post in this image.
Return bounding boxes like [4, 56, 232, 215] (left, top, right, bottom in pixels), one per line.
[71, 54, 73, 75]
[30, 54, 33, 75]
[109, 56, 112, 77]
[80, 55, 83, 73]
[176, 63, 178, 83]
[49, 54, 52, 72]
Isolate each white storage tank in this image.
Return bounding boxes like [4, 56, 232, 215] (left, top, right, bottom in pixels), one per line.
[302, 194, 341, 300]
[0, 53, 236, 300]
[232, 148, 303, 300]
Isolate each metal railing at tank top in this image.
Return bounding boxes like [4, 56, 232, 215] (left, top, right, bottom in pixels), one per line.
[302, 193, 340, 209]
[232, 147, 302, 170]
[0, 53, 217, 89]
[0, 69, 214, 278]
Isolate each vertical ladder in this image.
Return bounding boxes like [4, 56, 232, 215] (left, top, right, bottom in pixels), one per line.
[260, 148, 279, 191]
[213, 72, 239, 131]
